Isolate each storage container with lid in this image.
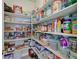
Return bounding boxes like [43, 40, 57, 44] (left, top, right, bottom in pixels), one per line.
[63, 17, 72, 34]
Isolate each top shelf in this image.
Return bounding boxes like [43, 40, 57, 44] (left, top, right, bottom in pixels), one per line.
[32, 3, 77, 24]
[4, 12, 31, 19]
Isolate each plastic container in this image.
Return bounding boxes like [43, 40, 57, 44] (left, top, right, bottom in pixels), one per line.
[63, 18, 72, 34]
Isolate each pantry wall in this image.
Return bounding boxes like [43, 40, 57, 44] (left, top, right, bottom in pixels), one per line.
[3, 0, 77, 59]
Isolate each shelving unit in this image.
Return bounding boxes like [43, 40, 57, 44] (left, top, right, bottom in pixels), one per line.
[3, 0, 77, 59]
[32, 3, 77, 24]
[3, 10, 32, 59]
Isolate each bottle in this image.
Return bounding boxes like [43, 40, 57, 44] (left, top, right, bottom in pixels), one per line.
[57, 17, 61, 32]
[52, 20, 54, 32]
[61, 18, 64, 33]
[54, 19, 57, 32]
[72, 17, 77, 34]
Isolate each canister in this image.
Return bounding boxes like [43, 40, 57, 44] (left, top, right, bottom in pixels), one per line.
[63, 18, 72, 34]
